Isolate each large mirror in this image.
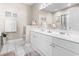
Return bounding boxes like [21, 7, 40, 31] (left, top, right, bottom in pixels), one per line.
[40, 3, 79, 32]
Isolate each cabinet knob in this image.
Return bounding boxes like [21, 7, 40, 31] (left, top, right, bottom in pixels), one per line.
[50, 43, 55, 47]
[52, 45, 55, 47]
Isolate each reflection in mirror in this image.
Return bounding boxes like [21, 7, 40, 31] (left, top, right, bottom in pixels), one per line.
[61, 14, 67, 30]
[55, 16, 61, 29]
[55, 14, 67, 30]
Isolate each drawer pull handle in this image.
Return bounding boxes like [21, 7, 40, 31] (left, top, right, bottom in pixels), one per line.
[50, 44, 55, 47]
[52, 45, 55, 47]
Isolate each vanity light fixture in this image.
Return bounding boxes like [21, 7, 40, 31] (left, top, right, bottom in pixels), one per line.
[40, 3, 52, 9]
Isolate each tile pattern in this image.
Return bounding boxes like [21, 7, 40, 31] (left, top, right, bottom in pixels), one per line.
[0, 39, 29, 56]
[0, 39, 41, 56]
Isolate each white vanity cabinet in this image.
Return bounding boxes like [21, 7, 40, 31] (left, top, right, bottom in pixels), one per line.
[30, 31, 79, 56]
[31, 31, 54, 56]
[55, 37, 79, 55]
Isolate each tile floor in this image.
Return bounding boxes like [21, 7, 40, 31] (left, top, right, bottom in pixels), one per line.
[0, 38, 32, 56]
[0, 38, 41, 56]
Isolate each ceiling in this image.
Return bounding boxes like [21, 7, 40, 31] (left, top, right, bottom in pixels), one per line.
[40, 3, 78, 13]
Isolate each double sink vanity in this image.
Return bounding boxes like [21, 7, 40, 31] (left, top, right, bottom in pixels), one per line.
[30, 28, 79, 56]
[30, 3, 79, 56]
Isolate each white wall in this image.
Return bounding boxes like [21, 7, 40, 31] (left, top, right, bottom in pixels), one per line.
[0, 3, 32, 40]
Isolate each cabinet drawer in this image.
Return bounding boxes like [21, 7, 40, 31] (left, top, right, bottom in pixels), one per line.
[55, 37, 79, 55]
[36, 38, 53, 56]
[31, 31, 53, 43]
[36, 32, 54, 43]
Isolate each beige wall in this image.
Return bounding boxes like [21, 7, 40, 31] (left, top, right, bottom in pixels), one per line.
[0, 3, 32, 40]
[32, 4, 54, 26]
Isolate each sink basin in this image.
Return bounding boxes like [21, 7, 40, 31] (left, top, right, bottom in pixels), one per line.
[58, 31, 70, 36]
[59, 32, 66, 35]
[47, 30, 52, 33]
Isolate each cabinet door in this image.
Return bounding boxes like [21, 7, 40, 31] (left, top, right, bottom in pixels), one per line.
[37, 32, 55, 56]
[31, 31, 54, 56]
[31, 32, 45, 55]
[31, 32, 39, 48]
[55, 37, 79, 55]
[37, 38, 54, 56]
[55, 44, 76, 56]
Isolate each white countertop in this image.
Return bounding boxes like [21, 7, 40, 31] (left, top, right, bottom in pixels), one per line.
[31, 28, 79, 44]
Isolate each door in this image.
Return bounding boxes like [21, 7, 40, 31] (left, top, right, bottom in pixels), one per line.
[31, 32, 39, 48]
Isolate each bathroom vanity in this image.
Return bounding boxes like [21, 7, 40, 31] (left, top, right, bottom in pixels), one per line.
[30, 28, 79, 56]
[29, 4, 79, 56]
